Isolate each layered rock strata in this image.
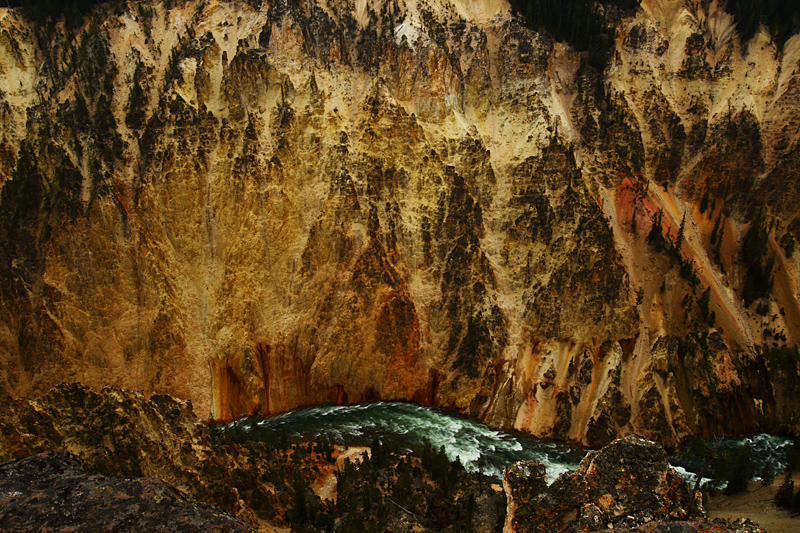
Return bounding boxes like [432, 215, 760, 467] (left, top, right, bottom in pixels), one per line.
[0, 0, 798, 446]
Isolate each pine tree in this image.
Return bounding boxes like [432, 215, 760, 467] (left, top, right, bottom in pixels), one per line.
[793, 486, 800, 513]
[648, 209, 665, 250]
[700, 189, 710, 214]
[289, 473, 309, 525]
[775, 473, 794, 508]
[741, 209, 775, 306]
[724, 442, 752, 495]
[710, 212, 722, 245]
[676, 212, 687, 251]
[787, 436, 800, 472]
[697, 287, 711, 324]
[759, 462, 774, 485]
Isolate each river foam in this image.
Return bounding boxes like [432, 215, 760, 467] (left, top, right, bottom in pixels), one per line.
[227, 401, 583, 482]
[223, 402, 792, 484]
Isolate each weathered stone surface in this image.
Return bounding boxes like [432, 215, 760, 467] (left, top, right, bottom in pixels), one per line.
[0, 451, 255, 533]
[503, 435, 699, 532]
[502, 436, 767, 532]
[0, 0, 798, 448]
[599, 518, 765, 533]
[502, 460, 548, 533]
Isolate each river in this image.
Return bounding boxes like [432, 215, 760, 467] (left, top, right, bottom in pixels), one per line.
[217, 401, 793, 484]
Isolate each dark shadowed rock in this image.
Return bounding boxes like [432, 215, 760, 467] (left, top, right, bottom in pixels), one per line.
[0, 451, 255, 532]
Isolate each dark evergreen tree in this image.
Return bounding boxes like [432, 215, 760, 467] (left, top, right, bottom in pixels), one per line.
[724, 442, 752, 495]
[759, 462, 774, 485]
[675, 212, 687, 251]
[648, 209, 665, 250]
[710, 212, 723, 245]
[700, 189, 710, 214]
[794, 486, 800, 513]
[787, 435, 800, 472]
[698, 287, 714, 325]
[774, 473, 794, 508]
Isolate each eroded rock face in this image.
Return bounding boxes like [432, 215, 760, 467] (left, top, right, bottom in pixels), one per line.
[0, 0, 798, 447]
[0, 451, 255, 533]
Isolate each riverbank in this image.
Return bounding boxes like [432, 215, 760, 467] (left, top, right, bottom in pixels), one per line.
[707, 473, 800, 533]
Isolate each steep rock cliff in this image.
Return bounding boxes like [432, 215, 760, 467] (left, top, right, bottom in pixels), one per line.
[0, 0, 798, 446]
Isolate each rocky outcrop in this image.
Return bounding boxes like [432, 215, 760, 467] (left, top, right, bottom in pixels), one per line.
[0, 382, 326, 530]
[0, 0, 797, 447]
[0, 451, 255, 532]
[600, 521, 765, 533]
[503, 434, 698, 532]
[502, 434, 765, 533]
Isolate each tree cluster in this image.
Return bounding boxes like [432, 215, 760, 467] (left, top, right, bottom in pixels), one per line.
[327, 437, 502, 532]
[648, 209, 714, 325]
[208, 422, 506, 532]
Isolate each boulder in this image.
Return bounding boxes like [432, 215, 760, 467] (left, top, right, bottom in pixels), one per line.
[503, 434, 701, 532]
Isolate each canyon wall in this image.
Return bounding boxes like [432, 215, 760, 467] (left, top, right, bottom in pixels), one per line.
[0, 0, 798, 446]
